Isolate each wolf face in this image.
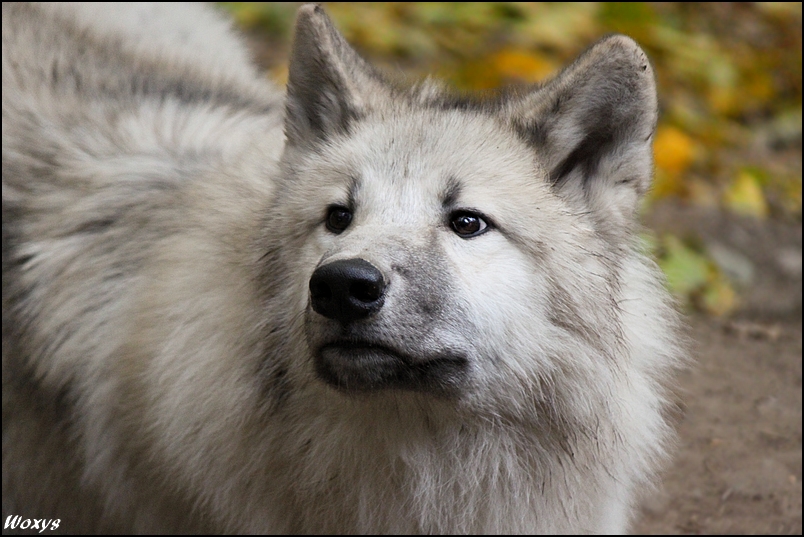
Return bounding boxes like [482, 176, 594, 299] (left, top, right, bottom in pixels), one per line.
[268, 6, 658, 404]
[3, 3, 683, 534]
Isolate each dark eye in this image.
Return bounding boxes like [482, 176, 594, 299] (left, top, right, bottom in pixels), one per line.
[325, 205, 352, 234]
[450, 211, 490, 238]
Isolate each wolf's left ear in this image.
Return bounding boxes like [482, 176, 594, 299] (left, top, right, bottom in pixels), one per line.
[285, 4, 391, 147]
[504, 35, 658, 235]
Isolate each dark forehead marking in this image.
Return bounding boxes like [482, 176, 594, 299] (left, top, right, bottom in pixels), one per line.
[347, 175, 360, 210]
[440, 176, 463, 209]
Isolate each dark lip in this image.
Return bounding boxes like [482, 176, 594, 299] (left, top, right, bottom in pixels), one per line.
[314, 341, 469, 395]
[322, 341, 410, 362]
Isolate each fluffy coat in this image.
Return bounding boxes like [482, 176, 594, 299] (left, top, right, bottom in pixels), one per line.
[2, 3, 684, 533]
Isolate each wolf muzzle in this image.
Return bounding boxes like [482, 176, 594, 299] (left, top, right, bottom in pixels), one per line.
[308, 258, 470, 394]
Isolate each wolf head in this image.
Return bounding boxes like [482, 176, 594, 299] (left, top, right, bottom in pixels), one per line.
[268, 5, 658, 403]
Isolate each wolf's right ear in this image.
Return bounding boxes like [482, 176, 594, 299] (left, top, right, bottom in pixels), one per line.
[285, 4, 390, 147]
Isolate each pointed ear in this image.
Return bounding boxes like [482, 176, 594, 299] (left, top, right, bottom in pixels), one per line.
[285, 4, 391, 147]
[504, 35, 658, 234]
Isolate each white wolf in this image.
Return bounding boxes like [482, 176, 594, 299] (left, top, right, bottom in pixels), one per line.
[2, 2, 684, 533]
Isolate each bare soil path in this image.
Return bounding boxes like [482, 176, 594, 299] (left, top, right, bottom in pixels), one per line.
[637, 203, 802, 534]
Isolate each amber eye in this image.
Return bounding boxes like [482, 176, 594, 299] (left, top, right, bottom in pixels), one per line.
[450, 211, 490, 238]
[325, 206, 352, 233]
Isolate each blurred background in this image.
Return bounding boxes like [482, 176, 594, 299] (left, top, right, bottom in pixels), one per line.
[224, 1, 802, 320]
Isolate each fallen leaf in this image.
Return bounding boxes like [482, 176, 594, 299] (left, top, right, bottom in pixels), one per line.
[654, 125, 696, 176]
[724, 169, 769, 218]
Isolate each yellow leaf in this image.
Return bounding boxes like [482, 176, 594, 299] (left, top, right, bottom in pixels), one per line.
[654, 125, 695, 176]
[724, 170, 769, 218]
[491, 48, 556, 83]
[699, 276, 739, 317]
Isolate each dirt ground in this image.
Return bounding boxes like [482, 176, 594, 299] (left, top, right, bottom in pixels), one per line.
[634, 202, 802, 535]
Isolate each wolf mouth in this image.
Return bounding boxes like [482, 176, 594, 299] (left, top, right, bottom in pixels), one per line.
[314, 342, 469, 395]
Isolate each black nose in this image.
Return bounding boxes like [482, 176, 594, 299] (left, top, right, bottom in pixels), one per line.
[309, 258, 386, 323]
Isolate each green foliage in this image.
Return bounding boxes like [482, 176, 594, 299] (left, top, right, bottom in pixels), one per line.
[222, 3, 802, 315]
[647, 233, 738, 316]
